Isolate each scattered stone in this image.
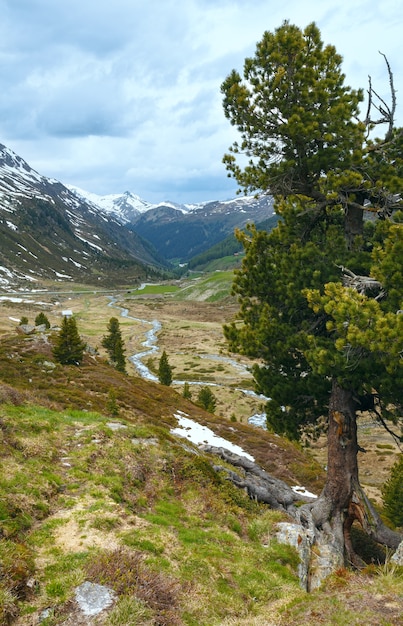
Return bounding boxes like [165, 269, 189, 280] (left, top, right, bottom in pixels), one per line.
[39, 608, 53, 622]
[132, 437, 159, 446]
[74, 581, 116, 616]
[391, 539, 403, 565]
[106, 422, 127, 431]
[16, 324, 36, 335]
[42, 360, 56, 370]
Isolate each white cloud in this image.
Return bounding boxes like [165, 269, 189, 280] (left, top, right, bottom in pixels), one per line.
[0, 0, 401, 203]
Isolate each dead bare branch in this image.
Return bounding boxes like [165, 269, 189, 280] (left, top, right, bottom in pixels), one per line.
[365, 52, 396, 141]
[337, 265, 385, 297]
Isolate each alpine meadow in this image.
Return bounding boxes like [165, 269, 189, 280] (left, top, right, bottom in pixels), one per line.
[0, 18, 402, 626]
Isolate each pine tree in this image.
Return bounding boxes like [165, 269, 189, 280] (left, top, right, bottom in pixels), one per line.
[102, 317, 126, 373]
[382, 456, 403, 528]
[158, 350, 172, 386]
[183, 382, 192, 400]
[197, 387, 216, 413]
[35, 312, 50, 328]
[221, 21, 403, 567]
[106, 388, 120, 417]
[53, 316, 85, 365]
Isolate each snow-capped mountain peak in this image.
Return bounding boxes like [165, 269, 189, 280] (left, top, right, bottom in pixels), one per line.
[66, 185, 155, 222]
[66, 186, 193, 224]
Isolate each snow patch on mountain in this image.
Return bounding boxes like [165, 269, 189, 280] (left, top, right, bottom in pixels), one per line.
[67, 185, 155, 223]
[67, 186, 200, 223]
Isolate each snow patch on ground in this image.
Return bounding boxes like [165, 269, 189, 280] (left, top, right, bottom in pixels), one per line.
[291, 486, 317, 499]
[171, 411, 255, 461]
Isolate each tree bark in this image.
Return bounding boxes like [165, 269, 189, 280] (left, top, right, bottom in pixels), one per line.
[202, 378, 402, 588]
[344, 203, 364, 249]
[303, 379, 402, 570]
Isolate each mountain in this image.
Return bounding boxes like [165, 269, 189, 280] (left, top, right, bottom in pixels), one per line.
[130, 195, 275, 261]
[67, 187, 275, 262]
[187, 213, 280, 271]
[0, 142, 275, 289]
[66, 186, 156, 223]
[0, 145, 168, 290]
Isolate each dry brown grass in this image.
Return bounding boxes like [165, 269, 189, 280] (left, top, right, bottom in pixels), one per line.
[85, 548, 183, 626]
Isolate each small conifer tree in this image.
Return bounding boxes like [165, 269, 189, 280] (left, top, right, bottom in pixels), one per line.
[197, 387, 217, 413]
[107, 388, 119, 417]
[382, 456, 403, 528]
[19, 316, 29, 325]
[183, 382, 192, 400]
[35, 312, 50, 328]
[101, 317, 126, 373]
[53, 316, 86, 365]
[158, 350, 172, 386]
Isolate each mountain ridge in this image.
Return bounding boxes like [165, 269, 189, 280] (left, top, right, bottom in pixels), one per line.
[0, 144, 169, 289]
[0, 142, 275, 286]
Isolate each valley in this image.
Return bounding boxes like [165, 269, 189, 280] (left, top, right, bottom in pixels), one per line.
[1, 273, 400, 503]
[0, 271, 402, 626]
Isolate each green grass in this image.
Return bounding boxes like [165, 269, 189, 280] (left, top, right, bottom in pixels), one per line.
[0, 324, 402, 625]
[131, 284, 180, 295]
[172, 270, 235, 301]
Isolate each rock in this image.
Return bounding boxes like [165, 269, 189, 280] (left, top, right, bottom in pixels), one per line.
[308, 539, 344, 591]
[106, 422, 127, 431]
[39, 608, 53, 622]
[275, 522, 346, 591]
[42, 360, 56, 370]
[74, 581, 116, 617]
[16, 324, 36, 335]
[391, 539, 403, 565]
[275, 522, 314, 591]
[132, 437, 159, 446]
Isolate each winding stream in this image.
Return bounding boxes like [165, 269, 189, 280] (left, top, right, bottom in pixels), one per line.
[108, 296, 268, 428]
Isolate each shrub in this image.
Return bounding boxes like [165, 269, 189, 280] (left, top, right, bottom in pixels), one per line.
[85, 548, 182, 625]
[0, 539, 35, 624]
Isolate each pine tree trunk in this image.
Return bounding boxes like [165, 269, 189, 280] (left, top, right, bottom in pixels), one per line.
[306, 379, 402, 582]
[344, 203, 364, 249]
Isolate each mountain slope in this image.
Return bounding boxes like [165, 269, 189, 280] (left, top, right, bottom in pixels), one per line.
[0, 145, 167, 289]
[0, 316, 400, 626]
[131, 196, 275, 261]
[68, 187, 275, 262]
[67, 186, 156, 223]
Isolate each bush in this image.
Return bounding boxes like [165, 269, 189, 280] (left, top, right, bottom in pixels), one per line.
[382, 455, 403, 528]
[0, 539, 35, 623]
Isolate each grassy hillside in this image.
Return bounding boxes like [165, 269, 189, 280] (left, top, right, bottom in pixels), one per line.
[0, 293, 402, 625]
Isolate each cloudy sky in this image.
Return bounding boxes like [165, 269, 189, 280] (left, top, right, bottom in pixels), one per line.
[0, 0, 401, 204]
